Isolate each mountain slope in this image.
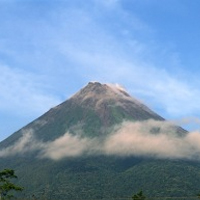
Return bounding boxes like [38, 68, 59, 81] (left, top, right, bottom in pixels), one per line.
[0, 82, 198, 200]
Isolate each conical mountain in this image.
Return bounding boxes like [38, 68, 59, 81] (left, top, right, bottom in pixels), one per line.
[0, 82, 199, 200]
[0, 82, 165, 147]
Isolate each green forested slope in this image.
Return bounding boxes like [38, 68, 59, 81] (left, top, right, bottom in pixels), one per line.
[1, 155, 200, 199]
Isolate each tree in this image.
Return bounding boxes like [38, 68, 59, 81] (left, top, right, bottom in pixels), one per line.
[0, 169, 23, 199]
[132, 191, 146, 200]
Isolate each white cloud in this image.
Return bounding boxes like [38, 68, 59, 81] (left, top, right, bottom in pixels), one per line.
[1, 120, 200, 161]
[0, 130, 42, 157]
[40, 133, 93, 160]
[103, 121, 189, 158]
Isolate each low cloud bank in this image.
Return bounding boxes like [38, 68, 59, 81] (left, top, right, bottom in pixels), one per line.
[103, 121, 197, 159]
[0, 129, 43, 157]
[40, 134, 94, 160]
[1, 120, 200, 160]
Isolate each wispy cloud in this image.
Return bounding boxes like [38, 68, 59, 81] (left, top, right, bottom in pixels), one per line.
[0, 65, 60, 115]
[0, 129, 42, 157]
[0, 0, 191, 117]
[1, 120, 200, 161]
[40, 134, 93, 160]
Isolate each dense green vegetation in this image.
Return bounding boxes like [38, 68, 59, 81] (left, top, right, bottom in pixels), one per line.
[1, 156, 200, 199]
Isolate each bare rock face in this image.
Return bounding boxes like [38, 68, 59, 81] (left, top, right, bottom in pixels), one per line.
[71, 82, 164, 121]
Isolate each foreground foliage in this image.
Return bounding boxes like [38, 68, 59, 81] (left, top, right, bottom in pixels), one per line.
[132, 191, 146, 200]
[0, 169, 23, 199]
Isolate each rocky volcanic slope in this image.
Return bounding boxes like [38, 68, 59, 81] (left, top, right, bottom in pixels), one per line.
[0, 82, 198, 200]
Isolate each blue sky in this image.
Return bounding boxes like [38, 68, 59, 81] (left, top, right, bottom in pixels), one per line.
[1, 0, 200, 141]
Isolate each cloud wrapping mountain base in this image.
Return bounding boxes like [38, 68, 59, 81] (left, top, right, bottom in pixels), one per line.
[1, 120, 200, 161]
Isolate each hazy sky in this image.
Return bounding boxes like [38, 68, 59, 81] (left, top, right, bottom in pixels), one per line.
[1, 0, 200, 141]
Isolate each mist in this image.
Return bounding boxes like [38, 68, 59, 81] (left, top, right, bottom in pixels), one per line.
[1, 119, 200, 161]
[103, 121, 200, 159]
[0, 129, 43, 157]
[40, 133, 95, 160]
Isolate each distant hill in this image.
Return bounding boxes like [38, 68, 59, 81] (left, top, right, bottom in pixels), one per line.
[0, 82, 199, 200]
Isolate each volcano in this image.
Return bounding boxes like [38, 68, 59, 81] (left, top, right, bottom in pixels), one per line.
[0, 82, 199, 200]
